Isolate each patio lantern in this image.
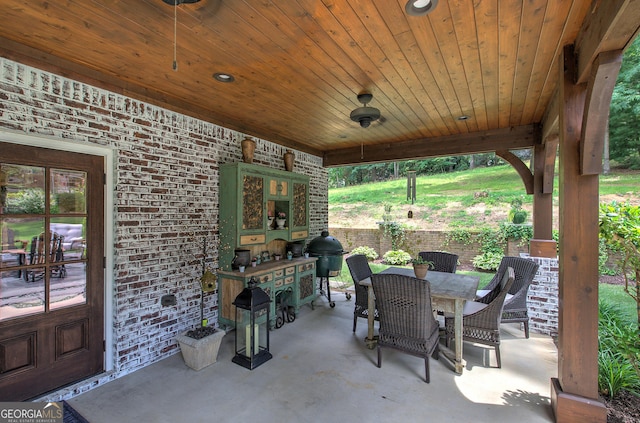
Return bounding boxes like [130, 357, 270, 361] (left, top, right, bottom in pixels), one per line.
[232, 277, 272, 370]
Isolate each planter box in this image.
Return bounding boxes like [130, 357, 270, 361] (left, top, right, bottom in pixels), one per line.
[176, 329, 226, 371]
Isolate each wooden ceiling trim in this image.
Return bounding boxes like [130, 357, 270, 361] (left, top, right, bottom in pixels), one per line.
[323, 124, 539, 167]
[349, 0, 443, 137]
[521, 0, 574, 125]
[541, 86, 560, 142]
[409, 12, 471, 134]
[471, 0, 498, 130]
[303, 0, 429, 143]
[509, 0, 547, 127]
[373, 0, 449, 137]
[447, 0, 491, 132]
[580, 50, 623, 175]
[497, 0, 523, 128]
[575, 0, 640, 84]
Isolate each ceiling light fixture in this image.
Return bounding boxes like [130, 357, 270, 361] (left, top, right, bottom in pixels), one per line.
[405, 0, 439, 16]
[457, 115, 470, 121]
[213, 73, 235, 83]
[350, 93, 381, 128]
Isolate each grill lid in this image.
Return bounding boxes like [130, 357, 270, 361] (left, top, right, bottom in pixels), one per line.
[307, 230, 344, 255]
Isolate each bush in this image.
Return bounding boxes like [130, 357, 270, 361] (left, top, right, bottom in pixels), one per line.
[349, 246, 378, 261]
[382, 250, 411, 265]
[598, 301, 640, 398]
[472, 251, 503, 271]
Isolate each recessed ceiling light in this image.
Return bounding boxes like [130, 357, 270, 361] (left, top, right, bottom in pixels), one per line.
[457, 115, 470, 121]
[405, 0, 439, 16]
[213, 73, 235, 83]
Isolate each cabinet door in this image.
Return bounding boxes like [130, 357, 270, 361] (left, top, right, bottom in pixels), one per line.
[268, 178, 288, 198]
[242, 173, 265, 231]
[291, 181, 309, 240]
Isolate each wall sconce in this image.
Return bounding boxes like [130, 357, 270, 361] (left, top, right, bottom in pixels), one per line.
[405, 0, 439, 16]
[232, 277, 272, 370]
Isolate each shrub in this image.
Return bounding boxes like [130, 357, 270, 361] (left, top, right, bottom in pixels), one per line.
[382, 250, 411, 265]
[350, 246, 378, 261]
[598, 301, 640, 398]
[472, 251, 503, 271]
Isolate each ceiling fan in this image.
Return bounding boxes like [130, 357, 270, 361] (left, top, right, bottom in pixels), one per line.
[350, 93, 381, 128]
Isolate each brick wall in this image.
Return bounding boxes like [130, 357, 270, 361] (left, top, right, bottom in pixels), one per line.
[329, 227, 528, 266]
[527, 255, 559, 337]
[0, 57, 328, 398]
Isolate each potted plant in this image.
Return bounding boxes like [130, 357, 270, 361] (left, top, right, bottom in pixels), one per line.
[508, 197, 527, 224]
[411, 256, 434, 279]
[276, 211, 286, 229]
[176, 238, 226, 371]
[267, 210, 274, 229]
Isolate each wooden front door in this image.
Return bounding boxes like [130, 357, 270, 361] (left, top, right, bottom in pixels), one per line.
[0, 142, 104, 400]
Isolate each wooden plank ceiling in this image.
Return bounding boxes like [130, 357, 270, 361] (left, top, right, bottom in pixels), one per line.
[0, 1, 638, 166]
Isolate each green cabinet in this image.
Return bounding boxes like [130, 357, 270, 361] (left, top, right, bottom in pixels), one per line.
[217, 258, 317, 330]
[219, 163, 310, 271]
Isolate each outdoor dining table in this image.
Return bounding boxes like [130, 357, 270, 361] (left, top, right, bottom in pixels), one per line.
[359, 267, 480, 374]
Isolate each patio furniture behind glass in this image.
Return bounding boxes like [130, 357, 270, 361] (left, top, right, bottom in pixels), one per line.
[24, 232, 66, 282]
[445, 267, 515, 368]
[346, 254, 378, 332]
[418, 251, 458, 273]
[371, 273, 440, 383]
[475, 256, 539, 338]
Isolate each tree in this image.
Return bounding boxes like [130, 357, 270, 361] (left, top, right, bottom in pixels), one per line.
[609, 36, 640, 169]
[599, 202, 640, 330]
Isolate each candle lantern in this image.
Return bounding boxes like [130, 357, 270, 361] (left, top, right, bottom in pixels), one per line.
[232, 277, 272, 369]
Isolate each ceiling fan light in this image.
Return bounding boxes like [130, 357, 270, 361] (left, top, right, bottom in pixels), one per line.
[162, 0, 201, 5]
[405, 0, 438, 16]
[350, 106, 381, 128]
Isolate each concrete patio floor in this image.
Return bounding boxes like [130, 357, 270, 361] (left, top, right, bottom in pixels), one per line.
[66, 290, 558, 423]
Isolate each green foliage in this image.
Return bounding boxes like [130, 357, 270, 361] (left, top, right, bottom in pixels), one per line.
[7, 189, 45, 214]
[411, 256, 434, 268]
[507, 196, 528, 223]
[609, 36, 640, 169]
[382, 249, 411, 265]
[444, 228, 473, 246]
[378, 221, 407, 251]
[472, 251, 503, 271]
[500, 222, 533, 245]
[350, 246, 379, 261]
[599, 201, 640, 328]
[598, 301, 640, 398]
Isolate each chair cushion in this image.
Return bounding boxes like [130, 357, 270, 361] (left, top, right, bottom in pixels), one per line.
[462, 301, 488, 316]
[476, 289, 491, 300]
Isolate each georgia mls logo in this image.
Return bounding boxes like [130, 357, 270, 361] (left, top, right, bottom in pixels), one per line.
[0, 402, 63, 423]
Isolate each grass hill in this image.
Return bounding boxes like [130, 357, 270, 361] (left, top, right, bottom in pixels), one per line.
[329, 165, 640, 231]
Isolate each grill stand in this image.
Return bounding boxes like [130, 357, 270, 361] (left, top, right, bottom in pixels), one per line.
[317, 277, 335, 308]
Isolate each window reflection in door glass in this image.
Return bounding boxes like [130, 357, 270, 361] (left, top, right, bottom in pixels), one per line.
[1, 217, 44, 269]
[51, 169, 86, 214]
[0, 270, 45, 321]
[0, 164, 45, 215]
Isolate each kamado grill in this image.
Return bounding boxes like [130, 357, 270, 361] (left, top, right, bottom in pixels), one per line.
[306, 230, 350, 307]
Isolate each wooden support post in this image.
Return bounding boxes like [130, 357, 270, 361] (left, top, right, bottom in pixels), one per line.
[552, 45, 606, 422]
[531, 139, 557, 257]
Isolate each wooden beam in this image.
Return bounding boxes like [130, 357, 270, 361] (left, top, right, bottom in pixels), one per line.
[543, 135, 559, 194]
[322, 125, 538, 167]
[574, 0, 640, 84]
[580, 50, 623, 175]
[532, 142, 554, 240]
[553, 44, 605, 422]
[541, 86, 559, 143]
[495, 150, 534, 194]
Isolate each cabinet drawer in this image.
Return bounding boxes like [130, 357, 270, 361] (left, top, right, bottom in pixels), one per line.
[274, 269, 284, 277]
[291, 230, 308, 240]
[284, 276, 294, 285]
[285, 266, 295, 276]
[255, 272, 273, 283]
[274, 278, 284, 288]
[298, 262, 315, 272]
[239, 234, 266, 245]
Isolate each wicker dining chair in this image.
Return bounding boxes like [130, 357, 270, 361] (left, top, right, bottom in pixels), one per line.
[346, 254, 378, 332]
[475, 256, 539, 338]
[418, 251, 459, 273]
[445, 267, 515, 368]
[371, 273, 440, 382]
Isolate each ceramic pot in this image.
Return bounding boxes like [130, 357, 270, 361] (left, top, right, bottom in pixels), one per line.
[413, 264, 428, 279]
[276, 218, 286, 229]
[241, 138, 256, 164]
[283, 149, 295, 171]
